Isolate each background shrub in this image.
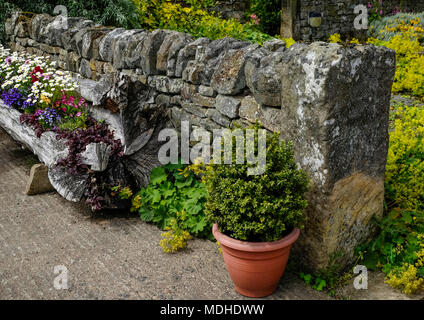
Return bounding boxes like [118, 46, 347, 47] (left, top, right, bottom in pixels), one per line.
[368, 14, 424, 98]
[248, 0, 281, 36]
[132, 0, 273, 44]
[385, 105, 424, 211]
[369, 12, 424, 41]
[0, 0, 141, 44]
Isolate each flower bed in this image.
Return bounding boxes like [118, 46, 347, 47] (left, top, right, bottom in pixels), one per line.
[0, 45, 126, 209]
[0, 46, 87, 132]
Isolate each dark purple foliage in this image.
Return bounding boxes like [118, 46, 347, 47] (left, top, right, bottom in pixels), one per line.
[19, 113, 45, 138]
[55, 117, 124, 176]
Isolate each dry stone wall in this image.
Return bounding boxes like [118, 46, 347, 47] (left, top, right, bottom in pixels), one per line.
[2, 11, 396, 271]
[291, 0, 424, 41]
[210, 0, 250, 21]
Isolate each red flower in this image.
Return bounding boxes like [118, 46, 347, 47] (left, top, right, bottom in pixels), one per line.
[33, 66, 43, 74]
[30, 66, 44, 83]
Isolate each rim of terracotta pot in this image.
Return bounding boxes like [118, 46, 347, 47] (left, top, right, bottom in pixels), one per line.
[212, 224, 300, 253]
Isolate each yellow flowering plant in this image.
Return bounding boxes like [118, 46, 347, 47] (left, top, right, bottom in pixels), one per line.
[160, 210, 193, 253]
[357, 103, 424, 295]
[132, 0, 273, 44]
[328, 33, 342, 43]
[385, 106, 424, 210]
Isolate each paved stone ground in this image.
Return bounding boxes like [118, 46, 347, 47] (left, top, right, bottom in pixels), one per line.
[0, 127, 421, 300]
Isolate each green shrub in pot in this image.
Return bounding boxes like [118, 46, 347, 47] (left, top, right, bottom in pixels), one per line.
[204, 126, 309, 242]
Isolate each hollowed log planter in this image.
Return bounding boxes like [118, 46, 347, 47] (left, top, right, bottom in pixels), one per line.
[212, 224, 300, 298]
[0, 100, 110, 202]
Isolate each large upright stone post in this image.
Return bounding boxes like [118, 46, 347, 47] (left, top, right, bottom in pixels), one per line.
[281, 0, 298, 39]
[277, 42, 396, 271]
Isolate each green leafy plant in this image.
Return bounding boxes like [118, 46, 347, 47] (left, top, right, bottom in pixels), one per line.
[204, 126, 309, 242]
[111, 185, 133, 200]
[385, 105, 424, 211]
[298, 250, 352, 294]
[299, 272, 327, 291]
[131, 162, 212, 239]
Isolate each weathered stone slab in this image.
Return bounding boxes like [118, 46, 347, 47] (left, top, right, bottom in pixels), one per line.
[61, 18, 96, 52]
[98, 28, 126, 62]
[166, 33, 193, 77]
[211, 45, 258, 95]
[175, 37, 210, 78]
[113, 30, 147, 69]
[148, 76, 184, 94]
[263, 39, 286, 52]
[245, 50, 285, 107]
[239, 95, 282, 132]
[277, 42, 396, 271]
[25, 164, 55, 195]
[215, 94, 241, 119]
[4, 10, 22, 40]
[139, 29, 168, 75]
[81, 27, 113, 60]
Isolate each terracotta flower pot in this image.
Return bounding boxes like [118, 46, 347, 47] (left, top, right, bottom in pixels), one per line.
[212, 224, 300, 298]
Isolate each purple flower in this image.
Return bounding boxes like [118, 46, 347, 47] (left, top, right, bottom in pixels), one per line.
[1, 88, 23, 108]
[5, 57, 11, 65]
[38, 107, 61, 128]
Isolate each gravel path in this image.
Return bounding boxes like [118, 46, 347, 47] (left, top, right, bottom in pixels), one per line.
[0, 128, 331, 300]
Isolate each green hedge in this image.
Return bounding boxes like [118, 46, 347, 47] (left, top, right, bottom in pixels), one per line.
[0, 0, 141, 44]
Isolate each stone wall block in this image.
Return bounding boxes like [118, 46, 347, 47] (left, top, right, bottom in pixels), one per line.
[245, 50, 285, 107]
[211, 44, 258, 95]
[98, 28, 126, 62]
[277, 42, 396, 270]
[113, 30, 147, 70]
[139, 29, 168, 76]
[215, 94, 241, 119]
[81, 28, 113, 60]
[175, 37, 210, 78]
[166, 33, 193, 77]
[61, 18, 96, 52]
[239, 95, 282, 132]
[5, 11, 22, 39]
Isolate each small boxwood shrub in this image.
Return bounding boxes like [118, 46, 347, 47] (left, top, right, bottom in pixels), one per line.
[204, 127, 309, 242]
